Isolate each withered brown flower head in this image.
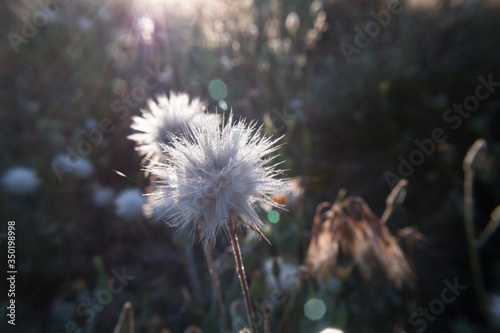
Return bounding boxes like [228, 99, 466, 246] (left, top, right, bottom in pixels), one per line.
[306, 196, 414, 288]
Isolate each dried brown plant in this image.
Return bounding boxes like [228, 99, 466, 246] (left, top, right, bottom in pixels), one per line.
[306, 196, 414, 288]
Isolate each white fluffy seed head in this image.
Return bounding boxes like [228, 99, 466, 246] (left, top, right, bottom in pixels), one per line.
[148, 112, 289, 247]
[128, 92, 219, 166]
[1, 166, 41, 195]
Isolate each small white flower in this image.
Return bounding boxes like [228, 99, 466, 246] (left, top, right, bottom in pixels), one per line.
[114, 188, 144, 220]
[148, 112, 289, 246]
[128, 92, 219, 166]
[54, 155, 94, 179]
[1, 166, 41, 195]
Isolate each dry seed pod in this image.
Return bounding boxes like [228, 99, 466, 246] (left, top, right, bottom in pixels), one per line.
[306, 196, 414, 289]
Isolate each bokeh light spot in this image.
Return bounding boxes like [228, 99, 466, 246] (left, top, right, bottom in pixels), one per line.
[218, 100, 228, 111]
[208, 79, 227, 100]
[304, 298, 326, 321]
[136, 16, 155, 42]
[268, 210, 280, 223]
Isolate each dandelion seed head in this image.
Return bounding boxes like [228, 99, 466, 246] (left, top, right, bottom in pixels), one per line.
[148, 112, 289, 247]
[1, 166, 42, 195]
[143, 188, 179, 222]
[128, 92, 219, 165]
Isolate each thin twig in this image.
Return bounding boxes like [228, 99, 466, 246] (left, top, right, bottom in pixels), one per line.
[476, 205, 500, 248]
[113, 301, 134, 333]
[380, 207, 392, 225]
[476, 218, 500, 248]
[227, 217, 259, 333]
[381, 178, 408, 224]
[463, 170, 494, 331]
[263, 305, 271, 333]
[463, 139, 498, 332]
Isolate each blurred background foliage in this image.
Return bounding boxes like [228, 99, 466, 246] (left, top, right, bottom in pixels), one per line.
[1, 0, 500, 332]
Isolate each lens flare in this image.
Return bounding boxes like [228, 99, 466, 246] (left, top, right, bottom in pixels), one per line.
[304, 298, 326, 321]
[209, 79, 228, 100]
[136, 16, 155, 42]
[268, 210, 280, 223]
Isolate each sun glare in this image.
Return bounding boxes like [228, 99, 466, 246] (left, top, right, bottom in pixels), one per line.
[135, 16, 155, 42]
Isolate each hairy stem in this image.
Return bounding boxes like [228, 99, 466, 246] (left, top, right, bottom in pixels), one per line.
[263, 305, 271, 333]
[227, 217, 259, 333]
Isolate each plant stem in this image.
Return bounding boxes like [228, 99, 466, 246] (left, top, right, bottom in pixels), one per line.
[263, 305, 271, 333]
[379, 207, 392, 225]
[227, 217, 259, 333]
[476, 217, 500, 248]
[464, 169, 498, 332]
[201, 237, 230, 333]
[112, 301, 134, 333]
